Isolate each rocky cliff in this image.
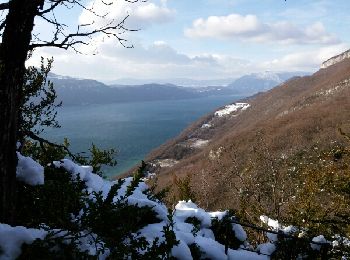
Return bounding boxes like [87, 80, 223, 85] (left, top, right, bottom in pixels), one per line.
[321, 49, 350, 69]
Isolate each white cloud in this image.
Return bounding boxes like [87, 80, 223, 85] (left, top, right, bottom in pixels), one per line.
[24, 0, 350, 84]
[260, 44, 350, 71]
[79, 0, 175, 31]
[185, 14, 339, 45]
[27, 38, 252, 81]
[27, 33, 349, 82]
[132, 3, 174, 25]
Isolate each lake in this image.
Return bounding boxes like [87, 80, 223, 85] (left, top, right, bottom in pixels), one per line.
[44, 95, 244, 178]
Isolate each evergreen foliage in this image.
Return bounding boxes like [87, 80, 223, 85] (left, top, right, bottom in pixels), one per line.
[14, 162, 179, 259]
[271, 235, 321, 260]
[16, 166, 88, 229]
[21, 138, 70, 166]
[188, 243, 203, 260]
[185, 217, 201, 236]
[172, 174, 196, 203]
[211, 211, 243, 250]
[75, 144, 117, 177]
[19, 58, 61, 138]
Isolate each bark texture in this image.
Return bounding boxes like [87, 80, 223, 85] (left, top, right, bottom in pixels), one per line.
[0, 0, 43, 224]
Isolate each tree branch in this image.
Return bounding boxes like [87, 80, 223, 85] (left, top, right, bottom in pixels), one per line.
[0, 19, 6, 32]
[0, 2, 9, 10]
[38, 0, 65, 15]
[29, 15, 136, 51]
[25, 130, 78, 160]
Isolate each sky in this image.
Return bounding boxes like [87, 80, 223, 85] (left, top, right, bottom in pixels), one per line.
[27, 0, 350, 83]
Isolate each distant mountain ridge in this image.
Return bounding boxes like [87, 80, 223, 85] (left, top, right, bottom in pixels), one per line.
[227, 71, 307, 94]
[106, 77, 236, 87]
[48, 71, 308, 106]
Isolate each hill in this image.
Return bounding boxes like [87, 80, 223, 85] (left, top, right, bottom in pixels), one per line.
[141, 51, 350, 229]
[48, 73, 199, 105]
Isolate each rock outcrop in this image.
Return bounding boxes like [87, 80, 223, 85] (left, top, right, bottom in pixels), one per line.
[321, 49, 350, 69]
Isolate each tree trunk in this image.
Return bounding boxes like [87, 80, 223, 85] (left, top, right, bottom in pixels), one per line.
[0, 0, 43, 224]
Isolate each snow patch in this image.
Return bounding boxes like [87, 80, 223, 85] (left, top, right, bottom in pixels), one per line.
[53, 159, 113, 198]
[16, 152, 44, 185]
[173, 201, 251, 259]
[142, 171, 157, 181]
[209, 147, 224, 160]
[233, 223, 247, 242]
[0, 224, 47, 260]
[260, 215, 281, 230]
[174, 201, 227, 226]
[215, 103, 250, 117]
[191, 139, 209, 148]
[178, 138, 210, 149]
[152, 159, 179, 168]
[257, 242, 276, 255]
[311, 235, 329, 251]
[201, 123, 212, 129]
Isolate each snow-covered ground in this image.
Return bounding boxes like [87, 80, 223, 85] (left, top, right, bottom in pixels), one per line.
[177, 138, 210, 149]
[201, 123, 212, 129]
[152, 159, 179, 168]
[215, 103, 250, 117]
[190, 139, 210, 148]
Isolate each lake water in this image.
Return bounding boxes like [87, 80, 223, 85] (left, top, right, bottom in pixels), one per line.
[44, 95, 243, 178]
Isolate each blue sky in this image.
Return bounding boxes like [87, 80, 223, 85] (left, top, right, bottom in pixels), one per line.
[28, 0, 350, 83]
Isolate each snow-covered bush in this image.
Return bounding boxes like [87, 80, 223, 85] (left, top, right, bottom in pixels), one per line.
[211, 211, 246, 250]
[11, 156, 179, 259]
[2, 152, 349, 259]
[259, 216, 350, 259]
[2, 153, 262, 259]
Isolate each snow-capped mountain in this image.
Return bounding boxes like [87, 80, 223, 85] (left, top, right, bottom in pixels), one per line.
[227, 71, 308, 94]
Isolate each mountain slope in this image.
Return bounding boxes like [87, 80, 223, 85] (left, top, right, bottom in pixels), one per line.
[143, 53, 350, 215]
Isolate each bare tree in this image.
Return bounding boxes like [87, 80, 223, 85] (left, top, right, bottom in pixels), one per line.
[0, 0, 140, 224]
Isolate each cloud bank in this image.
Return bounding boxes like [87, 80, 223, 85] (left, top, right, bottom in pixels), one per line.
[185, 14, 339, 45]
[29, 38, 349, 82]
[27, 1, 349, 82]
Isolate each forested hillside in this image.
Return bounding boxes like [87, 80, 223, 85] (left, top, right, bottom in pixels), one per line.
[143, 52, 350, 242]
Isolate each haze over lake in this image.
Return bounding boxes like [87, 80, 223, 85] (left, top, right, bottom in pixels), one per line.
[44, 95, 244, 178]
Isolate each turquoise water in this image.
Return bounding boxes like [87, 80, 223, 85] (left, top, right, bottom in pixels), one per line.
[44, 95, 243, 178]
